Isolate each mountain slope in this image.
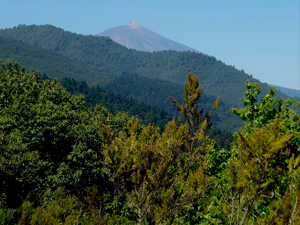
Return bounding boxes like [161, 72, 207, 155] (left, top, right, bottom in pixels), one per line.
[0, 40, 173, 129]
[59, 77, 173, 129]
[0, 35, 242, 132]
[0, 37, 111, 85]
[97, 21, 197, 52]
[273, 85, 300, 98]
[105, 73, 244, 131]
[0, 24, 291, 108]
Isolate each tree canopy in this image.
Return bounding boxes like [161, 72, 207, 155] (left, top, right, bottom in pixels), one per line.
[0, 61, 299, 224]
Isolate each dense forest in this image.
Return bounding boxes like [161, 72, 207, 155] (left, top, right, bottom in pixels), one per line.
[0, 37, 110, 84]
[104, 73, 243, 132]
[1, 60, 300, 224]
[0, 35, 242, 133]
[59, 76, 173, 131]
[59, 76, 234, 150]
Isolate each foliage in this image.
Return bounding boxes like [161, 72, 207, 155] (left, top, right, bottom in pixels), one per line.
[60, 77, 173, 130]
[1, 59, 299, 224]
[226, 119, 292, 224]
[100, 70, 217, 224]
[222, 80, 300, 224]
[170, 70, 219, 133]
[0, 37, 110, 85]
[0, 60, 134, 208]
[232, 80, 299, 129]
[106, 73, 242, 132]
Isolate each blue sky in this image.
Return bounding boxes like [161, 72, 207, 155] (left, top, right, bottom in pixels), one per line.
[1, 0, 299, 90]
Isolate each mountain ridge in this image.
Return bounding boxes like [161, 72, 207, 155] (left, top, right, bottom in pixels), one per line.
[271, 85, 300, 98]
[0, 24, 293, 109]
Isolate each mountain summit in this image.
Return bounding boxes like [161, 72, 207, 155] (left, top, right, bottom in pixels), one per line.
[127, 20, 144, 29]
[97, 21, 197, 52]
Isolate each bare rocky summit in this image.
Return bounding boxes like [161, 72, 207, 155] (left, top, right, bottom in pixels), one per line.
[97, 21, 197, 52]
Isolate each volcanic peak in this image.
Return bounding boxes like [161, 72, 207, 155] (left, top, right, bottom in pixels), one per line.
[127, 21, 144, 29]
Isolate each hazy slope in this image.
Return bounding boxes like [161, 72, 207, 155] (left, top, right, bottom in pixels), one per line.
[97, 21, 197, 52]
[273, 85, 300, 98]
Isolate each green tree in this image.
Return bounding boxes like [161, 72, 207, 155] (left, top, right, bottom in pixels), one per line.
[227, 119, 292, 225]
[170, 70, 219, 135]
[222, 81, 300, 224]
[0, 60, 134, 208]
[101, 70, 218, 224]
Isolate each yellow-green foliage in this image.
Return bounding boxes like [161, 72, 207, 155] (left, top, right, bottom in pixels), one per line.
[227, 119, 292, 224]
[102, 119, 215, 224]
[226, 80, 300, 224]
[101, 70, 217, 224]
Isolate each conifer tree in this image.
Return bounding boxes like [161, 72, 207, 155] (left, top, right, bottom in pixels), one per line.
[224, 81, 300, 224]
[101, 70, 218, 224]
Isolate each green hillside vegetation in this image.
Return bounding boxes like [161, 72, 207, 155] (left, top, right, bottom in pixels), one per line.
[60, 77, 173, 130]
[105, 73, 243, 131]
[0, 35, 234, 147]
[0, 37, 174, 129]
[0, 37, 111, 84]
[0, 35, 242, 132]
[0, 24, 291, 108]
[59, 76, 234, 149]
[0, 60, 137, 213]
[1, 61, 300, 224]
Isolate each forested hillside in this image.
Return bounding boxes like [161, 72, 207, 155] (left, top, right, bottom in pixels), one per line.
[60, 77, 173, 129]
[0, 36, 175, 129]
[105, 73, 243, 131]
[0, 35, 243, 132]
[59, 76, 234, 149]
[0, 24, 291, 108]
[0, 37, 111, 84]
[1, 61, 300, 224]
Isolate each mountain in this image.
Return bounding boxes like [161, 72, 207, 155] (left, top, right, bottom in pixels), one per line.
[0, 33, 243, 132]
[0, 24, 294, 111]
[97, 21, 197, 52]
[0, 37, 111, 85]
[0, 38, 175, 129]
[272, 85, 300, 98]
